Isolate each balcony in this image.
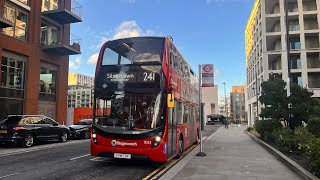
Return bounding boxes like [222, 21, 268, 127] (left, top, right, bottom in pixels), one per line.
[41, 0, 82, 24]
[268, 54, 282, 70]
[305, 33, 319, 49]
[304, 14, 318, 30]
[265, 0, 280, 15]
[308, 72, 320, 88]
[41, 30, 81, 56]
[307, 52, 320, 68]
[303, 0, 317, 11]
[0, 2, 14, 28]
[267, 35, 282, 51]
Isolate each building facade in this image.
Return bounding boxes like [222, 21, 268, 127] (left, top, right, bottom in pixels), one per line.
[245, 0, 320, 126]
[202, 85, 218, 123]
[0, 0, 82, 123]
[230, 86, 246, 123]
[68, 73, 94, 89]
[67, 73, 93, 108]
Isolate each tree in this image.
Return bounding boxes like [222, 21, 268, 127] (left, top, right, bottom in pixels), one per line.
[259, 77, 319, 128]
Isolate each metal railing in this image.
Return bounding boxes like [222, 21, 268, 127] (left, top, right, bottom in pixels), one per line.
[69, 33, 81, 51]
[71, 0, 82, 18]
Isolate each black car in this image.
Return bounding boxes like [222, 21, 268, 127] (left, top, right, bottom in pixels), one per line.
[0, 115, 70, 147]
[69, 119, 92, 139]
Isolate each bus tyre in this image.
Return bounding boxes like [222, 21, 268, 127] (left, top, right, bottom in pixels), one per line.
[22, 133, 35, 148]
[59, 131, 68, 142]
[175, 135, 184, 159]
[196, 129, 200, 144]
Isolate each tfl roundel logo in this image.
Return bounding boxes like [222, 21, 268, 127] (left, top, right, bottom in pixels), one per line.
[111, 140, 117, 147]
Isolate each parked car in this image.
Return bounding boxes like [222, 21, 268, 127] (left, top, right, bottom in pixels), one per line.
[0, 115, 69, 147]
[69, 119, 92, 139]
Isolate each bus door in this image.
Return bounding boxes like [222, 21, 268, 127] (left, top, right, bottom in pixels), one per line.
[167, 100, 177, 158]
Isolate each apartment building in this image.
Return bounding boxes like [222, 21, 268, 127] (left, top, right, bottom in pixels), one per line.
[245, 0, 320, 126]
[67, 73, 93, 108]
[0, 0, 82, 123]
[230, 86, 246, 123]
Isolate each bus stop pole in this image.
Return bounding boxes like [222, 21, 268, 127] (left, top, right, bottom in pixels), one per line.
[197, 65, 207, 157]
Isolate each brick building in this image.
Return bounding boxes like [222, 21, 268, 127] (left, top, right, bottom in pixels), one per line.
[0, 0, 82, 123]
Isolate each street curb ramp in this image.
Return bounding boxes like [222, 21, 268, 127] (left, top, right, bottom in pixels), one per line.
[246, 131, 320, 180]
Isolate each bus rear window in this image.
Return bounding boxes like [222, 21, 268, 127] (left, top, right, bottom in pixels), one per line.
[102, 37, 165, 65]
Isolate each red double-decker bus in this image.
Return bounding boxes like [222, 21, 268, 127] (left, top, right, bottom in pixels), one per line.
[91, 36, 200, 162]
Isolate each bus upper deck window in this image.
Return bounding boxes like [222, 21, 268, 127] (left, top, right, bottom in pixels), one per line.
[102, 48, 119, 65]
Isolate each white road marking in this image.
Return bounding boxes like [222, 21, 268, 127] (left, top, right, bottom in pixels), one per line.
[202, 136, 207, 141]
[90, 157, 111, 162]
[70, 154, 90, 161]
[0, 173, 19, 179]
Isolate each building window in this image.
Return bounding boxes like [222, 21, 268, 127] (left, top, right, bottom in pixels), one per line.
[41, 0, 59, 12]
[39, 63, 58, 102]
[41, 24, 58, 46]
[1, 56, 25, 90]
[2, 6, 28, 41]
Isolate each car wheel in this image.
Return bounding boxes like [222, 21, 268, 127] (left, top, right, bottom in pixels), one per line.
[59, 131, 68, 142]
[83, 131, 90, 139]
[22, 134, 35, 148]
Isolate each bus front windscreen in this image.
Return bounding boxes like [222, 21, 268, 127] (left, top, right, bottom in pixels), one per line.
[94, 92, 166, 132]
[102, 37, 165, 65]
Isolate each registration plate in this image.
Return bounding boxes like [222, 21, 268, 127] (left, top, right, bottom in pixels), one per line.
[0, 130, 7, 134]
[114, 153, 131, 159]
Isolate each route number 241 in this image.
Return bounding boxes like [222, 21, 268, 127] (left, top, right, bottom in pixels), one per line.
[144, 72, 155, 82]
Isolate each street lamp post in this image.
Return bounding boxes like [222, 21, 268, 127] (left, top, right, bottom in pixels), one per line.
[285, 0, 293, 129]
[223, 83, 227, 120]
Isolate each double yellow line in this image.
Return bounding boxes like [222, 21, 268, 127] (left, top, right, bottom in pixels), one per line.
[142, 144, 197, 180]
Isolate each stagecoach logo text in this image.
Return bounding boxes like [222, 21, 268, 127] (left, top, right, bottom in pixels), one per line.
[111, 140, 138, 147]
[106, 73, 135, 83]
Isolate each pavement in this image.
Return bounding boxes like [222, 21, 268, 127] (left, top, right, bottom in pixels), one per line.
[163, 124, 302, 180]
[0, 125, 221, 180]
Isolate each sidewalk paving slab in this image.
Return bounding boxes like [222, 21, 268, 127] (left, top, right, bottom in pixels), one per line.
[170, 125, 301, 180]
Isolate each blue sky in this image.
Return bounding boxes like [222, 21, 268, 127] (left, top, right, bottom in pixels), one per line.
[70, 0, 254, 96]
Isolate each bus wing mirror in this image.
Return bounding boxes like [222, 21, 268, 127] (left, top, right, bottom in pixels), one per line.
[167, 88, 174, 108]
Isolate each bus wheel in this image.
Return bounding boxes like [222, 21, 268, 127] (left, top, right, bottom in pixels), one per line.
[196, 129, 200, 144]
[175, 135, 184, 159]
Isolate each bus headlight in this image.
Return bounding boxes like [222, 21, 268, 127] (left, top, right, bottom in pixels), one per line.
[155, 136, 161, 142]
[152, 136, 162, 148]
[92, 133, 98, 144]
[92, 133, 97, 138]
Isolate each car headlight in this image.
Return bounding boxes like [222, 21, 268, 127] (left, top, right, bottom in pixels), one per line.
[92, 133, 97, 139]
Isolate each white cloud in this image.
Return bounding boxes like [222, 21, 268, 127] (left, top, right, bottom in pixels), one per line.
[69, 56, 81, 69]
[215, 68, 221, 77]
[87, 53, 99, 64]
[94, 21, 158, 50]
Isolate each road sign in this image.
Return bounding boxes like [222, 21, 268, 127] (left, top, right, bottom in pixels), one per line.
[201, 64, 214, 87]
[202, 64, 214, 74]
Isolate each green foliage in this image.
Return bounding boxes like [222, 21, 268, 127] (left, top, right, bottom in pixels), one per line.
[246, 127, 254, 132]
[307, 117, 320, 138]
[293, 127, 314, 153]
[273, 128, 297, 152]
[259, 78, 288, 122]
[259, 76, 320, 128]
[272, 127, 314, 153]
[254, 120, 282, 141]
[304, 138, 320, 177]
